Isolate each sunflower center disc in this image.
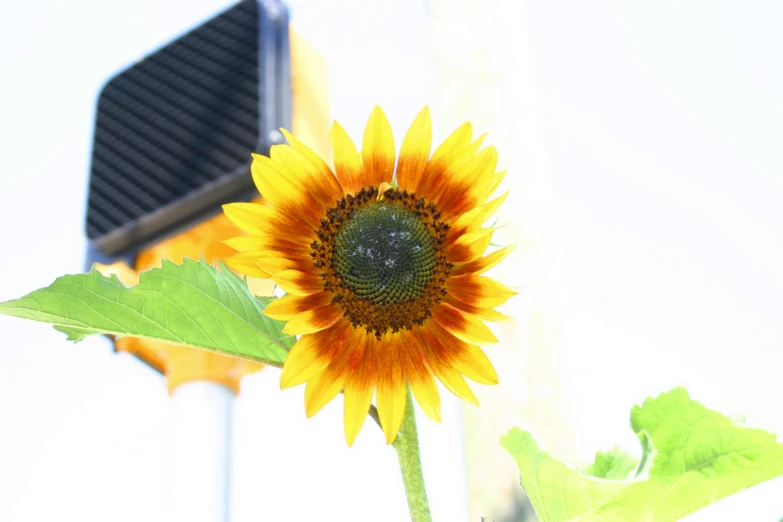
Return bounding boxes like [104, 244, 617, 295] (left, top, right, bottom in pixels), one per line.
[333, 202, 438, 305]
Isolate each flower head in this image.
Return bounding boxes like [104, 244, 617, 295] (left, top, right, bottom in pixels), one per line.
[224, 106, 515, 445]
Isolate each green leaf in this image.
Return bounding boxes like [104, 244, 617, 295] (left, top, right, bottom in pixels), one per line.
[53, 325, 95, 342]
[0, 258, 294, 367]
[582, 447, 639, 480]
[501, 388, 783, 522]
[582, 431, 655, 482]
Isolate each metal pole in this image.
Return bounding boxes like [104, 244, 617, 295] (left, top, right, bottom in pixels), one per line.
[167, 381, 234, 522]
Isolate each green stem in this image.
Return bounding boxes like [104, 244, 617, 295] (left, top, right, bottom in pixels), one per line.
[392, 387, 433, 522]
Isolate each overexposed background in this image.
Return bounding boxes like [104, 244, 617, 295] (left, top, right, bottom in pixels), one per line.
[1, 1, 782, 521]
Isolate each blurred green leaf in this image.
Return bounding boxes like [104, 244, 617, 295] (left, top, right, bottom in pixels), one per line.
[501, 388, 783, 521]
[582, 447, 639, 481]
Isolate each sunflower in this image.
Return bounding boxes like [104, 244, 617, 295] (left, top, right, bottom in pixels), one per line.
[223, 106, 515, 445]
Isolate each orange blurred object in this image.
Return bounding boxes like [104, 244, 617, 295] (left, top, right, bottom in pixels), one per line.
[95, 27, 329, 395]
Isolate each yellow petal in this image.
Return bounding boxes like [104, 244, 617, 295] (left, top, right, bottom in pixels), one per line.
[361, 106, 396, 187]
[264, 292, 333, 321]
[223, 235, 311, 255]
[469, 307, 511, 322]
[445, 274, 517, 309]
[452, 342, 499, 385]
[250, 155, 324, 229]
[396, 106, 432, 194]
[225, 250, 311, 276]
[377, 181, 394, 200]
[223, 253, 270, 279]
[428, 122, 472, 172]
[446, 144, 498, 189]
[446, 228, 494, 265]
[222, 203, 267, 235]
[435, 146, 499, 219]
[408, 378, 441, 423]
[304, 370, 349, 418]
[416, 124, 473, 200]
[420, 128, 485, 193]
[431, 302, 498, 345]
[280, 342, 328, 389]
[256, 256, 309, 275]
[443, 295, 511, 322]
[451, 244, 516, 277]
[375, 334, 407, 444]
[279, 128, 344, 197]
[433, 366, 479, 405]
[280, 348, 320, 390]
[304, 331, 366, 418]
[401, 332, 441, 423]
[343, 335, 375, 446]
[279, 323, 347, 389]
[415, 329, 479, 405]
[282, 302, 344, 335]
[330, 121, 363, 194]
[476, 170, 507, 203]
[273, 269, 323, 296]
[447, 192, 509, 243]
[269, 145, 342, 207]
[425, 322, 499, 385]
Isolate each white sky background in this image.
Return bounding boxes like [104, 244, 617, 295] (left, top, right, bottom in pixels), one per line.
[519, 2, 783, 520]
[0, 1, 782, 521]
